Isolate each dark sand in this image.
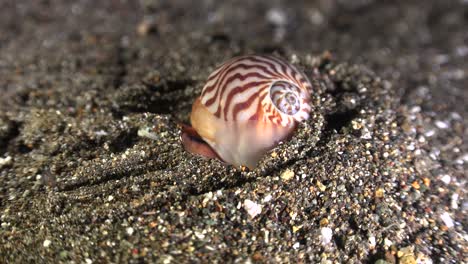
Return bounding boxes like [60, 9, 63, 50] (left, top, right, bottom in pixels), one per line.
[0, 1, 466, 263]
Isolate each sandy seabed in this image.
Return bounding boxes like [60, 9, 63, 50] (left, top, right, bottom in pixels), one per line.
[0, 1, 466, 263]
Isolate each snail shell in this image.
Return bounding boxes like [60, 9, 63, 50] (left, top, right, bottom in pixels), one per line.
[187, 55, 312, 169]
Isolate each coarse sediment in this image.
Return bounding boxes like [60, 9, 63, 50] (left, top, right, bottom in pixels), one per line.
[0, 1, 466, 262]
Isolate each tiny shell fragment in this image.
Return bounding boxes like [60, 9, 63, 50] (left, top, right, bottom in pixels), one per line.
[243, 199, 262, 218]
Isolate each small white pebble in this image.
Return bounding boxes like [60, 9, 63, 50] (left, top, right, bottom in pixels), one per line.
[434, 120, 449, 129]
[320, 227, 333, 245]
[43, 239, 51, 247]
[263, 194, 273, 203]
[244, 199, 262, 218]
[95, 130, 108, 136]
[205, 245, 215, 251]
[293, 242, 300, 249]
[450, 111, 462, 120]
[424, 129, 435, 137]
[85, 258, 93, 264]
[410, 106, 421, 113]
[266, 8, 287, 26]
[460, 153, 468, 163]
[440, 211, 454, 228]
[137, 127, 159, 140]
[420, 218, 429, 227]
[290, 54, 299, 64]
[264, 230, 269, 243]
[361, 129, 372, 139]
[384, 238, 393, 247]
[162, 255, 174, 264]
[440, 174, 451, 185]
[368, 236, 376, 248]
[194, 231, 205, 240]
[416, 254, 433, 264]
[451, 193, 459, 209]
[418, 135, 426, 143]
[0, 156, 12, 167]
[202, 192, 214, 206]
[204, 192, 214, 200]
[126, 227, 134, 235]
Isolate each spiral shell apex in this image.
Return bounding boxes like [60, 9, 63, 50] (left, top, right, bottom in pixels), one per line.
[183, 55, 313, 169]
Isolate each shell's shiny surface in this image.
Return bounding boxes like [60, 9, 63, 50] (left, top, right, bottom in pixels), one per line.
[187, 55, 312, 168]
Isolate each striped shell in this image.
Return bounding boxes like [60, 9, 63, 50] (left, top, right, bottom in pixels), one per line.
[189, 55, 312, 168]
[200, 55, 311, 127]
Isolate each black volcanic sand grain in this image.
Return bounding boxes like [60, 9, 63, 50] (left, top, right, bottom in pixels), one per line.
[0, 1, 466, 263]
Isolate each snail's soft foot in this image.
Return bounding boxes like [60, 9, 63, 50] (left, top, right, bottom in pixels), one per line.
[179, 123, 221, 160]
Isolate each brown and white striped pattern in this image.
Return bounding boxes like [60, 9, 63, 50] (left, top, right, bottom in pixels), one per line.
[199, 55, 312, 127]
